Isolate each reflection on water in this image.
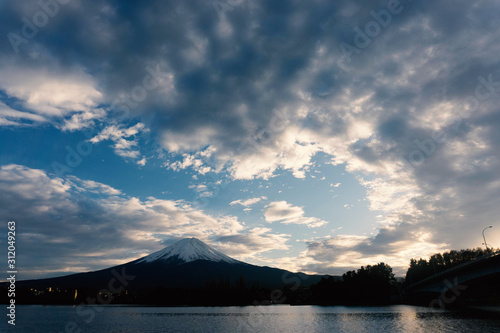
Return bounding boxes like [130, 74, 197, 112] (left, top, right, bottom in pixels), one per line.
[9, 304, 500, 333]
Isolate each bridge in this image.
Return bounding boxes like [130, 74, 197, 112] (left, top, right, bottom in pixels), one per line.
[405, 251, 500, 307]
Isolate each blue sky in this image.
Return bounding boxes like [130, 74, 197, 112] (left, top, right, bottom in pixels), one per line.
[1, 0, 500, 279]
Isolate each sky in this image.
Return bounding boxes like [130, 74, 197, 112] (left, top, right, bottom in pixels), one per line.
[0, 0, 499, 280]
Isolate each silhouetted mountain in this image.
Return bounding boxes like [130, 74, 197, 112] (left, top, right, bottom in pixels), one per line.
[14, 238, 326, 292]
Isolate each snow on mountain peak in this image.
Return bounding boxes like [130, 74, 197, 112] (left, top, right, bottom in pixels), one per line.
[137, 238, 240, 264]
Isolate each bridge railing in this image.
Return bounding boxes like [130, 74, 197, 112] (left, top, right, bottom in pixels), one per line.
[405, 250, 500, 290]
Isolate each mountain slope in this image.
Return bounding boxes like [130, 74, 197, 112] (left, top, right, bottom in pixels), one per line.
[13, 238, 329, 296]
[137, 237, 240, 264]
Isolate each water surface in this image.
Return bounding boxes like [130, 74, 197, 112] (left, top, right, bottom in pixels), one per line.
[6, 304, 500, 332]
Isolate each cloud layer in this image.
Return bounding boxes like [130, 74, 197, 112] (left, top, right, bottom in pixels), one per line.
[1, 0, 500, 277]
[0, 164, 289, 279]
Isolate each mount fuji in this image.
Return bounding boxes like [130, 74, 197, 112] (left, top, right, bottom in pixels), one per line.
[12, 238, 330, 304]
[137, 238, 241, 265]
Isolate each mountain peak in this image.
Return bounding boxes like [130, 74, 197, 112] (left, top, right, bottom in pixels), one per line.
[137, 238, 240, 264]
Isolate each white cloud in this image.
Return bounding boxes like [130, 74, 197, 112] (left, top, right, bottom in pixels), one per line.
[166, 149, 214, 175]
[0, 65, 102, 120]
[61, 109, 107, 131]
[0, 164, 290, 279]
[0, 102, 47, 126]
[162, 127, 218, 153]
[90, 123, 148, 160]
[229, 196, 267, 209]
[224, 126, 322, 180]
[136, 157, 147, 166]
[297, 226, 451, 276]
[264, 201, 328, 228]
[68, 177, 122, 196]
[216, 227, 290, 261]
[0, 164, 71, 202]
[0, 62, 106, 130]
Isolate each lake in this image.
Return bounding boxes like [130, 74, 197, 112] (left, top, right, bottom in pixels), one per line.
[5, 304, 500, 332]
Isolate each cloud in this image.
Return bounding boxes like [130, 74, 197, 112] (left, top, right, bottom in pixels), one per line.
[166, 147, 216, 175]
[136, 157, 147, 166]
[229, 196, 267, 210]
[0, 65, 102, 128]
[188, 183, 215, 198]
[0, 164, 290, 279]
[90, 123, 148, 160]
[67, 177, 122, 196]
[0, 102, 47, 126]
[60, 109, 106, 132]
[215, 227, 290, 260]
[1, 0, 500, 277]
[296, 224, 451, 275]
[264, 201, 328, 228]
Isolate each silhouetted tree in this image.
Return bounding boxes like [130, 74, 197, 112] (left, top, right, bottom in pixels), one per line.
[342, 262, 396, 304]
[311, 262, 396, 305]
[311, 276, 341, 305]
[404, 247, 498, 285]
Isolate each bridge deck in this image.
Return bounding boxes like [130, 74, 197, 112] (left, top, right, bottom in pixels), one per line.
[406, 251, 500, 292]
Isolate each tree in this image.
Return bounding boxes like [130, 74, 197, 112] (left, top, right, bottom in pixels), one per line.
[404, 247, 499, 285]
[311, 262, 397, 305]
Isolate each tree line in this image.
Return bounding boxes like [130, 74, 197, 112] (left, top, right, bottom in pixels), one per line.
[310, 262, 398, 305]
[404, 247, 498, 286]
[309, 247, 499, 305]
[4, 247, 496, 306]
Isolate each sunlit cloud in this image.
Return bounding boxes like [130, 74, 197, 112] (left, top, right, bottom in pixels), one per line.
[0, 0, 499, 279]
[264, 201, 328, 228]
[0, 164, 290, 279]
